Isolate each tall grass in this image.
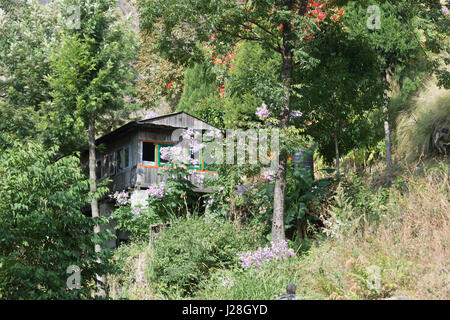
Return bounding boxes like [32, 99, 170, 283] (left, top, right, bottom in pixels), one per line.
[106, 241, 156, 300]
[395, 80, 450, 161]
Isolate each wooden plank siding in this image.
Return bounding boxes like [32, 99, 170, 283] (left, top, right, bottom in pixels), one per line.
[92, 112, 219, 193]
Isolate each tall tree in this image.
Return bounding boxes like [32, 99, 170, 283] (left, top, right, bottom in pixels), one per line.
[296, 23, 383, 175]
[0, 137, 110, 299]
[177, 61, 218, 112]
[137, 0, 446, 241]
[137, 0, 339, 242]
[0, 1, 60, 146]
[343, 0, 448, 167]
[47, 0, 137, 294]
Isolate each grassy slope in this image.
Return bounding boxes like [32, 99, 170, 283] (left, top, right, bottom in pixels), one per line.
[195, 161, 449, 300]
[106, 158, 449, 300]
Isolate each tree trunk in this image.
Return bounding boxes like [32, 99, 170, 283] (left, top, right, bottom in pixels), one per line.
[272, 2, 298, 243]
[272, 156, 288, 243]
[88, 115, 105, 297]
[384, 117, 392, 167]
[382, 71, 393, 167]
[334, 125, 340, 177]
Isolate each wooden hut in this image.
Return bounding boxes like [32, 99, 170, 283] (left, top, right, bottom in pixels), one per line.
[88, 111, 219, 248]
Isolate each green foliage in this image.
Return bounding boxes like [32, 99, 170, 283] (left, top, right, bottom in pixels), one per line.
[0, 136, 112, 299]
[112, 170, 202, 240]
[194, 161, 449, 300]
[178, 62, 218, 112]
[106, 160, 449, 300]
[202, 163, 262, 221]
[136, 33, 185, 111]
[296, 22, 384, 164]
[183, 95, 226, 128]
[345, 1, 423, 69]
[176, 61, 226, 128]
[46, 0, 138, 135]
[111, 204, 161, 241]
[148, 217, 262, 297]
[223, 41, 284, 128]
[0, 1, 59, 145]
[106, 241, 155, 300]
[196, 259, 304, 300]
[0, 0, 139, 154]
[344, 0, 447, 82]
[340, 140, 386, 173]
[325, 171, 394, 240]
[285, 150, 330, 239]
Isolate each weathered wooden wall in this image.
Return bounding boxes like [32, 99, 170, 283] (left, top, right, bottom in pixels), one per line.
[95, 130, 138, 192]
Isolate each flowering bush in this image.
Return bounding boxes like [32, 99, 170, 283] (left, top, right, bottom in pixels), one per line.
[237, 240, 295, 269]
[110, 190, 129, 205]
[149, 217, 263, 297]
[111, 191, 161, 240]
[255, 103, 271, 118]
[235, 184, 250, 196]
[147, 182, 169, 199]
[111, 175, 201, 240]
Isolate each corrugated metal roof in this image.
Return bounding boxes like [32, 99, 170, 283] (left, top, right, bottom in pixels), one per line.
[95, 111, 219, 145]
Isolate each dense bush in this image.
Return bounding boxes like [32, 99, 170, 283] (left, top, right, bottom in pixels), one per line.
[0, 138, 112, 299]
[105, 161, 449, 300]
[196, 259, 304, 300]
[148, 216, 263, 297]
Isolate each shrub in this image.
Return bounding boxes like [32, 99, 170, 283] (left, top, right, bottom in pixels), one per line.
[196, 259, 306, 300]
[106, 241, 155, 300]
[111, 173, 202, 240]
[237, 240, 295, 269]
[148, 216, 263, 297]
[0, 137, 111, 299]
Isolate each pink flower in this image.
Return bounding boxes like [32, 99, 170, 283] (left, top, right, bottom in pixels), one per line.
[192, 173, 205, 185]
[159, 146, 172, 161]
[110, 190, 129, 205]
[147, 182, 167, 199]
[256, 103, 270, 118]
[237, 240, 295, 269]
[132, 207, 143, 216]
[145, 110, 158, 119]
[290, 110, 303, 118]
